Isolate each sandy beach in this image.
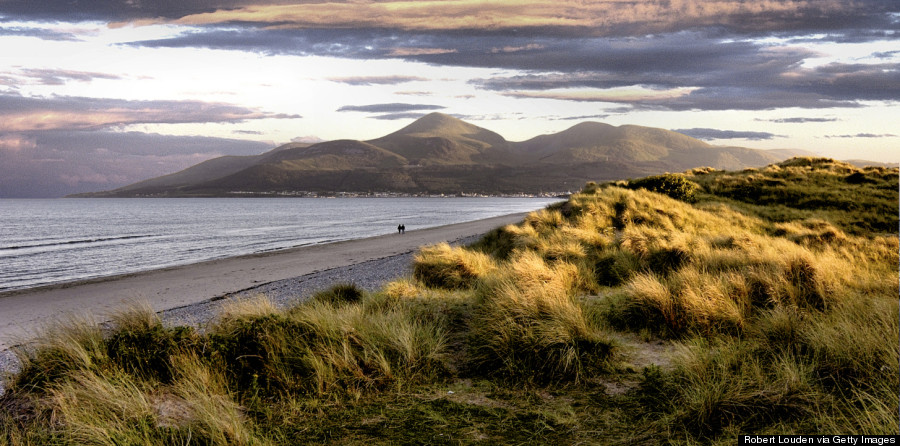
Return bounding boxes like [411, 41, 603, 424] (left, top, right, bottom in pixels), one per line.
[0, 212, 526, 352]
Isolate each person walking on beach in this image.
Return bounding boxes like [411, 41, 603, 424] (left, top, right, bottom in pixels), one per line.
[401, 224, 406, 234]
[398, 224, 402, 234]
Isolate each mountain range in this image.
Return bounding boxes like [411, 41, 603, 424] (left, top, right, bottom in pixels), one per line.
[73, 113, 810, 197]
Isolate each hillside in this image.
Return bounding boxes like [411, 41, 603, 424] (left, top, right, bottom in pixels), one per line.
[7, 158, 897, 443]
[367, 112, 511, 165]
[74, 113, 801, 197]
[110, 142, 311, 194]
[513, 121, 710, 162]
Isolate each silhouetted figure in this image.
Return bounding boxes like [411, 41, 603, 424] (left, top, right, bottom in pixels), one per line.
[401, 224, 406, 234]
[398, 224, 402, 234]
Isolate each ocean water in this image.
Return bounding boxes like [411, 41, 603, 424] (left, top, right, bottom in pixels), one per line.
[0, 197, 561, 293]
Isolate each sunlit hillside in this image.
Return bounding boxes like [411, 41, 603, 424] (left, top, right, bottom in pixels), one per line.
[3, 158, 897, 444]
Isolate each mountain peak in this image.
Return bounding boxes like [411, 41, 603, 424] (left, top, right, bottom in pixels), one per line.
[367, 112, 509, 164]
[390, 112, 481, 137]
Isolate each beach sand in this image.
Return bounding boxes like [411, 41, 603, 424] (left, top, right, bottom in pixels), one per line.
[0, 213, 525, 352]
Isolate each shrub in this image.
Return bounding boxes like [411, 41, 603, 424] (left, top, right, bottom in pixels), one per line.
[310, 283, 364, 306]
[206, 312, 311, 394]
[627, 173, 699, 202]
[594, 250, 640, 287]
[469, 224, 518, 259]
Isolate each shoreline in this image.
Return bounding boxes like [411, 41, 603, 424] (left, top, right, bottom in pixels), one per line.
[0, 212, 526, 352]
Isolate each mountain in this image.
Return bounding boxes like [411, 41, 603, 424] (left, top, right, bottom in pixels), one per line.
[511, 122, 781, 170]
[513, 122, 709, 163]
[367, 112, 511, 165]
[72, 113, 799, 197]
[108, 142, 310, 195]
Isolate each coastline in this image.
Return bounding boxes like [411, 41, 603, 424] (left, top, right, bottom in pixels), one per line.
[0, 212, 526, 352]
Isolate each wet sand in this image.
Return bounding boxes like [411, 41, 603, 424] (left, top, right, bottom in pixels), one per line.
[0, 213, 524, 351]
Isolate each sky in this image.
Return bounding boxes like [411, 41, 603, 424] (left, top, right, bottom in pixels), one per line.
[0, 0, 897, 197]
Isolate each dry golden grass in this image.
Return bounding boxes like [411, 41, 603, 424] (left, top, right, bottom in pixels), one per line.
[2, 158, 896, 443]
[413, 242, 497, 289]
[470, 251, 616, 382]
[217, 294, 280, 323]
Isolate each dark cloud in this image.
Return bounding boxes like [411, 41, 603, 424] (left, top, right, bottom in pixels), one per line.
[124, 27, 395, 59]
[0, 93, 300, 131]
[675, 128, 780, 141]
[369, 112, 430, 121]
[7, 0, 894, 39]
[825, 133, 898, 139]
[337, 103, 444, 113]
[789, 62, 900, 102]
[555, 114, 610, 121]
[0, 26, 79, 41]
[0, 130, 272, 198]
[758, 117, 839, 124]
[0, 0, 287, 21]
[17, 68, 123, 85]
[872, 50, 900, 59]
[328, 75, 428, 86]
[0, 93, 297, 196]
[2, 1, 896, 128]
[128, 25, 900, 111]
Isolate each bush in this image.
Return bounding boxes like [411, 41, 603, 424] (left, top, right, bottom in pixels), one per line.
[311, 283, 364, 306]
[627, 173, 699, 202]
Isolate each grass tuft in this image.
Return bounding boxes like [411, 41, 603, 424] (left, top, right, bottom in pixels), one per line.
[413, 242, 497, 290]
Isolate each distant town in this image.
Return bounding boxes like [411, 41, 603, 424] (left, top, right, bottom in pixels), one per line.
[224, 190, 572, 198]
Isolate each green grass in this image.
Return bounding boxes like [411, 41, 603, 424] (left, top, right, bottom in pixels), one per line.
[1, 157, 896, 444]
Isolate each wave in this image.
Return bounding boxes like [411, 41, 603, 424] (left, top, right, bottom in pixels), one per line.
[0, 234, 157, 252]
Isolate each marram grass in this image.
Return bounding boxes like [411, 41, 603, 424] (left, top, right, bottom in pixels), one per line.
[1, 157, 896, 444]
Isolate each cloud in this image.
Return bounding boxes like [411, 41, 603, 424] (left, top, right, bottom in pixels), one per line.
[0, 0, 264, 21]
[0, 133, 36, 152]
[758, 117, 840, 123]
[872, 50, 900, 59]
[395, 91, 434, 97]
[675, 128, 780, 141]
[467, 32, 900, 110]
[0, 25, 80, 41]
[3, 0, 896, 39]
[119, 17, 899, 110]
[328, 75, 428, 86]
[336, 103, 445, 113]
[0, 93, 299, 197]
[369, 112, 432, 121]
[163, 1, 894, 38]
[14, 68, 123, 86]
[825, 133, 898, 138]
[555, 114, 610, 121]
[0, 93, 300, 132]
[501, 87, 697, 103]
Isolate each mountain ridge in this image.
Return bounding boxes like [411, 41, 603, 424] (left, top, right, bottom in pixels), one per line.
[73, 113, 801, 197]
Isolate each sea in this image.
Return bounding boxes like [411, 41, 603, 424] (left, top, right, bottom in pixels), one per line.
[0, 197, 561, 293]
